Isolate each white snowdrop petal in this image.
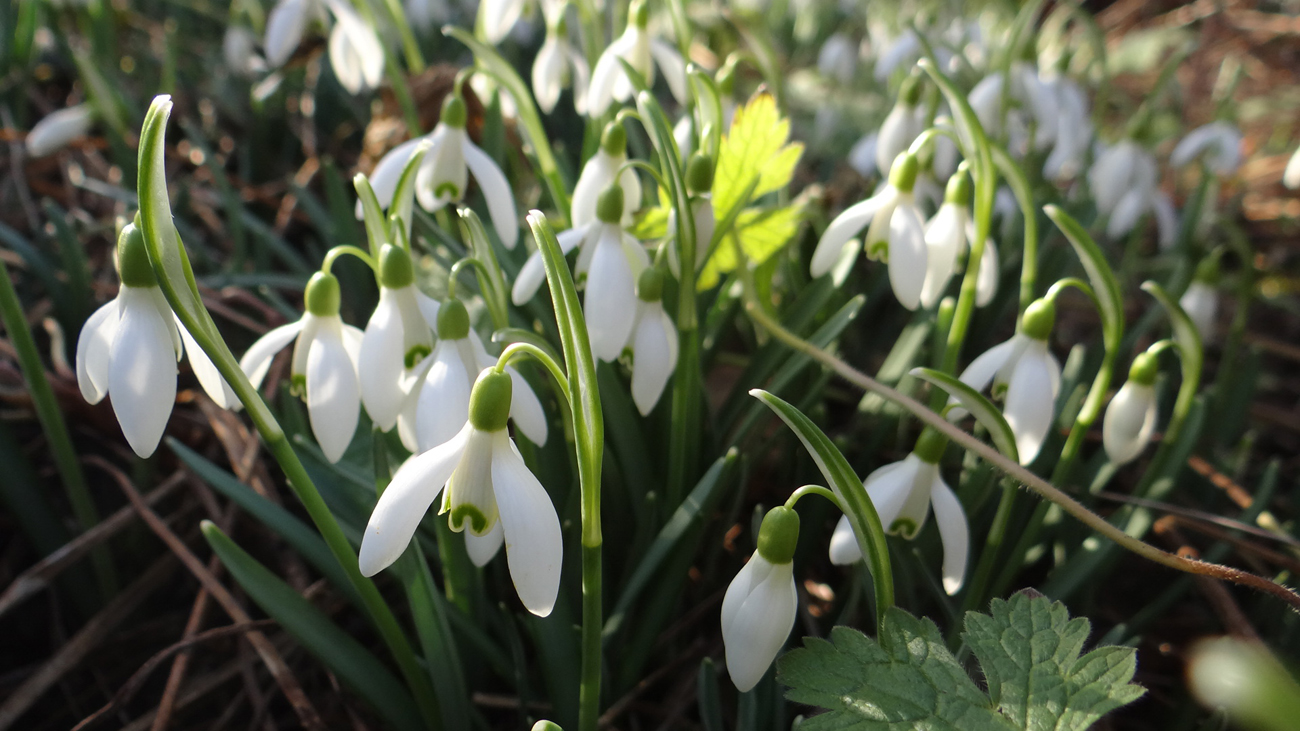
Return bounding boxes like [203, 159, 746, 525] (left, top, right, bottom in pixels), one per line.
[482, 0, 526, 44]
[567, 46, 591, 114]
[177, 316, 236, 409]
[414, 291, 441, 332]
[462, 139, 519, 249]
[586, 41, 625, 117]
[264, 0, 310, 69]
[1153, 192, 1179, 251]
[240, 320, 305, 389]
[1003, 342, 1057, 465]
[1103, 381, 1157, 465]
[722, 557, 796, 692]
[721, 552, 767, 633]
[975, 237, 999, 308]
[491, 432, 563, 616]
[1107, 189, 1148, 241]
[631, 303, 675, 415]
[876, 104, 916, 176]
[648, 39, 689, 104]
[360, 290, 407, 430]
[956, 337, 1018, 396]
[584, 229, 638, 361]
[532, 37, 566, 114]
[828, 514, 861, 566]
[77, 298, 119, 404]
[1284, 147, 1300, 190]
[887, 204, 928, 311]
[397, 355, 436, 452]
[571, 151, 619, 229]
[416, 341, 473, 452]
[863, 457, 919, 535]
[108, 289, 178, 458]
[465, 520, 505, 566]
[811, 194, 884, 277]
[325, 0, 384, 94]
[507, 366, 549, 445]
[359, 425, 470, 575]
[306, 324, 360, 463]
[929, 477, 969, 594]
[26, 104, 95, 158]
[1181, 282, 1217, 342]
[418, 126, 468, 211]
[848, 132, 878, 179]
[920, 205, 963, 309]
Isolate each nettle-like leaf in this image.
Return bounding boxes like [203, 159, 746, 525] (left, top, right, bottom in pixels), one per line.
[964, 592, 1145, 731]
[698, 204, 802, 289]
[714, 92, 803, 215]
[778, 593, 1143, 730]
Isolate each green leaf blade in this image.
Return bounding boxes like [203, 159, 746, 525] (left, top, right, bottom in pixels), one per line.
[910, 367, 1020, 464]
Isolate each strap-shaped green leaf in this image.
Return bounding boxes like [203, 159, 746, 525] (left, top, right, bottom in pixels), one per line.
[354, 174, 390, 259]
[910, 367, 1020, 465]
[750, 390, 894, 627]
[686, 66, 723, 159]
[201, 522, 426, 731]
[1140, 281, 1204, 443]
[391, 141, 431, 248]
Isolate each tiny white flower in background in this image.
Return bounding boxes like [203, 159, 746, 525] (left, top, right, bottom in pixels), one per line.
[361, 95, 519, 248]
[810, 152, 928, 310]
[953, 298, 1061, 464]
[828, 429, 968, 594]
[1041, 74, 1091, 181]
[77, 223, 232, 458]
[532, 11, 590, 115]
[722, 507, 799, 692]
[817, 32, 858, 85]
[1102, 352, 1159, 466]
[570, 122, 641, 228]
[627, 270, 678, 415]
[324, 0, 384, 94]
[587, 0, 687, 117]
[26, 103, 94, 157]
[482, 0, 530, 45]
[359, 245, 440, 432]
[264, 0, 318, 68]
[1089, 138, 1177, 246]
[1284, 146, 1300, 190]
[239, 272, 363, 463]
[360, 370, 563, 616]
[1180, 267, 1218, 343]
[512, 184, 650, 362]
[403, 298, 547, 453]
[847, 131, 878, 178]
[875, 76, 926, 175]
[1170, 121, 1243, 177]
[223, 27, 266, 78]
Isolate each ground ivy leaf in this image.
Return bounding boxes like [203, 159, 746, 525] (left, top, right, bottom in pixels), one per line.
[777, 609, 1016, 730]
[963, 591, 1146, 731]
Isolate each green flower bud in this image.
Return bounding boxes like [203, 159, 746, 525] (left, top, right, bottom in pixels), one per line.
[943, 169, 973, 206]
[1128, 351, 1159, 386]
[468, 369, 513, 432]
[913, 427, 948, 464]
[1020, 298, 1056, 341]
[596, 184, 625, 224]
[899, 73, 924, 107]
[305, 272, 341, 316]
[686, 153, 714, 195]
[756, 505, 800, 565]
[636, 268, 664, 302]
[600, 122, 627, 156]
[379, 244, 415, 289]
[437, 298, 470, 340]
[116, 222, 157, 288]
[887, 152, 920, 193]
[441, 95, 467, 129]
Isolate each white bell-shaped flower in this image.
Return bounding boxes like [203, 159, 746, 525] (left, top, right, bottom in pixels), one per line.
[919, 172, 971, 309]
[77, 223, 232, 458]
[1180, 271, 1218, 343]
[26, 103, 95, 158]
[359, 245, 439, 431]
[512, 185, 651, 362]
[1102, 353, 1159, 465]
[359, 370, 562, 616]
[1170, 121, 1242, 177]
[532, 11, 590, 114]
[482, 0, 530, 44]
[968, 64, 1056, 154]
[810, 152, 928, 310]
[1089, 138, 1176, 246]
[828, 430, 968, 594]
[875, 76, 926, 175]
[722, 507, 799, 692]
[626, 270, 678, 415]
[403, 298, 548, 452]
[263, 0, 382, 94]
[361, 95, 519, 248]
[239, 272, 363, 463]
[570, 122, 641, 228]
[872, 29, 919, 81]
[586, 0, 688, 117]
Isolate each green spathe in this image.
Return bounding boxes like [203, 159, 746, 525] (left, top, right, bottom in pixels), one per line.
[305, 272, 341, 316]
[600, 122, 627, 157]
[1020, 298, 1056, 341]
[887, 151, 920, 192]
[756, 506, 799, 564]
[117, 222, 157, 288]
[596, 184, 625, 224]
[468, 370, 513, 432]
[437, 298, 470, 340]
[379, 244, 415, 289]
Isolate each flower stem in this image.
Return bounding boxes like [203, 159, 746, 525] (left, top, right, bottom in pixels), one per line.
[784, 484, 841, 510]
[321, 244, 378, 275]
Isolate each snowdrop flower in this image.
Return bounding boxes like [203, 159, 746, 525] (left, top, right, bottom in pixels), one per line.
[512, 185, 651, 361]
[1284, 146, 1300, 190]
[264, 0, 383, 94]
[1041, 74, 1092, 181]
[1089, 138, 1176, 247]
[627, 269, 678, 415]
[722, 506, 799, 692]
[810, 152, 928, 310]
[875, 75, 926, 175]
[1171, 121, 1242, 176]
[1180, 259, 1219, 343]
[968, 63, 1056, 155]
[571, 123, 641, 228]
[954, 298, 1061, 464]
[360, 370, 562, 616]
[817, 32, 857, 85]
[828, 428, 968, 594]
[362, 95, 519, 248]
[532, 11, 589, 114]
[239, 272, 363, 463]
[1102, 352, 1158, 465]
[26, 103, 94, 157]
[482, 0, 530, 44]
[919, 171, 971, 309]
[223, 27, 266, 78]
[666, 153, 716, 276]
[404, 298, 548, 452]
[77, 223, 232, 458]
[587, 0, 688, 117]
[359, 245, 440, 431]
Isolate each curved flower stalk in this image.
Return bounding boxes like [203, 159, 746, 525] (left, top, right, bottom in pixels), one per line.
[239, 272, 364, 463]
[362, 94, 519, 248]
[513, 185, 651, 361]
[77, 223, 233, 458]
[1180, 257, 1219, 342]
[875, 75, 926, 175]
[360, 370, 562, 616]
[359, 245, 440, 431]
[1088, 138, 1176, 247]
[403, 298, 548, 452]
[722, 506, 799, 691]
[587, 0, 688, 117]
[829, 429, 968, 594]
[1103, 351, 1159, 465]
[571, 122, 641, 228]
[264, 0, 384, 94]
[954, 298, 1061, 464]
[810, 151, 928, 310]
[627, 269, 678, 415]
[26, 103, 95, 157]
[532, 8, 590, 114]
[1171, 121, 1242, 177]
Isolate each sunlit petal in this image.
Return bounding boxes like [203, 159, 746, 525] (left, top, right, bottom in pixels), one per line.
[76, 298, 119, 404]
[108, 288, 178, 458]
[306, 321, 360, 463]
[491, 432, 563, 616]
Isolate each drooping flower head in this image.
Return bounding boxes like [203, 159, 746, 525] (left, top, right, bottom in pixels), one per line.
[875, 74, 926, 176]
[26, 104, 95, 158]
[666, 153, 716, 276]
[264, 0, 384, 95]
[1102, 351, 1159, 466]
[359, 245, 440, 431]
[1170, 121, 1243, 177]
[1180, 256, 1219, 343]
[627, 269, 678, 415]
[571, 122, 641, 229]
[587, 0, 688, 117]
[360, 370, 563, 616]
[532, 7, 591, 114]
[722, 506, 799, 691]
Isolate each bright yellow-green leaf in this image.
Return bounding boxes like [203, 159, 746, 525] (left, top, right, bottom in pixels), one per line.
[714, 92, 804, 217]
[698, 204, 803, 289]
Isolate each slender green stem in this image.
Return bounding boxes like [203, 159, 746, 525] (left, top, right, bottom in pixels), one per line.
[322, 244, 378, 274]
[446, 257, 487, 299]
[457, 208, 512, 330]
[784, 484, 841, 510]
[0, 260, 116, 599]
[990, 145, 1038, 312]
[496, 342, 572, 404]
[616, 159, 668, 196]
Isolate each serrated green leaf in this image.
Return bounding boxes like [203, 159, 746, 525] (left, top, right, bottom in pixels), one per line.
[963, 592, 1145, 731]
[909, 368, 1019, 464]
[714, 93, 803, 217]
[778, 611, 1016, 730]
[699, 204, 803, 289]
